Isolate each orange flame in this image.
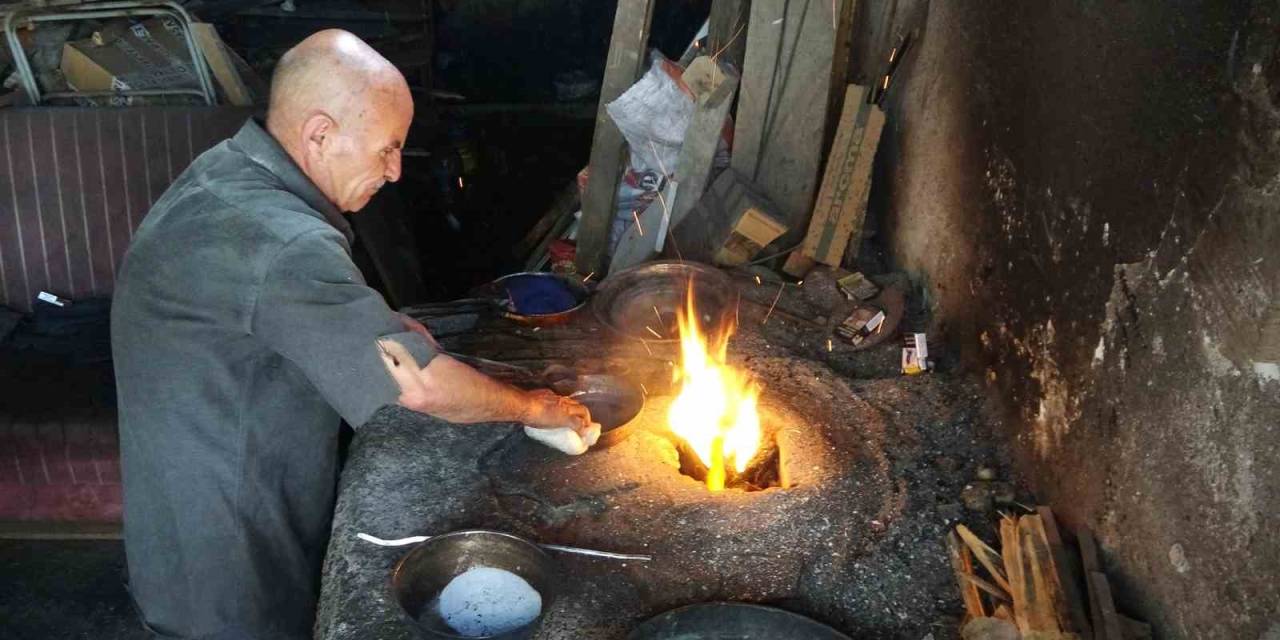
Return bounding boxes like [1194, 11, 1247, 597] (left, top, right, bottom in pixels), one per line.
[667, 283, 761, 491]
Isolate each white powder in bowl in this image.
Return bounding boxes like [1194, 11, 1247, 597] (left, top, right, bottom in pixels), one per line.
[437, 566, 542, 637]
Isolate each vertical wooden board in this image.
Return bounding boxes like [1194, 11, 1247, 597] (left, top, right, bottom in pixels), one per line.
[1037, 507, 1093, 636]
[731, 0, 843, 244]
[575, 0, 658, 275]
[1087, 571, 1125, 640]
[800, 84, 884, 266]
[826, 0, 857, 154]
[1078, 529, 1101, 574]
[708, 0, 751, 71]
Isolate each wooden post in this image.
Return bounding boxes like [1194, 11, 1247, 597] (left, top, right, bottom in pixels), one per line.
[731, 0, 845, 247]
[708, 0, 751, 71]
[575, 0, 658, 275]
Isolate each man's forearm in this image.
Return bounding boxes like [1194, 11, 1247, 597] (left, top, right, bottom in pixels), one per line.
[403, 353, 532, 424]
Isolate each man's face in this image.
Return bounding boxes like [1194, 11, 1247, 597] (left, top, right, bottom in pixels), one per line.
[314, 88, 413, 212]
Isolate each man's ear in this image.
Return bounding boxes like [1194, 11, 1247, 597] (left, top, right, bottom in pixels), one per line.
[300, 112, 336, 161]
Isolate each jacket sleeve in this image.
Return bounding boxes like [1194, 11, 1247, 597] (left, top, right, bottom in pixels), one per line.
[251, 228, 438, 427]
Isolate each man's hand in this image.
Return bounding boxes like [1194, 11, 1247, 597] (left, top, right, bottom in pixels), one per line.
[521, 389, 594, 436]
[520, 390, 601, 455]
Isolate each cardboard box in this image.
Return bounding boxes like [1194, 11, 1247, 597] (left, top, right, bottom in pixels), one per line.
[60, 18, 198, 97]
[686, 169, 788, 267]
[715, 206, 788, 266]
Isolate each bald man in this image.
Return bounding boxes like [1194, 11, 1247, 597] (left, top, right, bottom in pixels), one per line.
[111, 31, 594, 639]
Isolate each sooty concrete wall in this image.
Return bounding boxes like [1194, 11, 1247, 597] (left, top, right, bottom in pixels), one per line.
[853, 1, 1280, 636]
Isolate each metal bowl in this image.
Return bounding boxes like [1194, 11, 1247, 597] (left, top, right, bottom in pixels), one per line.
[483, 272, 591, 326]
[628, 602, 853, 640]
[592, 261, 735, 342]
[566, 374, 645, 448]
[391, 530, 560, 639]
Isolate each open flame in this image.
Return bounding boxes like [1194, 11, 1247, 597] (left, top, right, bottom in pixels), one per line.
[667, 284, 761, 491]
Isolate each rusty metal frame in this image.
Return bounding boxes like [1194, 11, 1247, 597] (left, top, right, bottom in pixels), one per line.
[3, 0, 217, 105]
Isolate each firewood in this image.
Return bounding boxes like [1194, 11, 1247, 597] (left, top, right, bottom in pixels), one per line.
[1087, 571, 1125, 640]
[948, 530, 987, 618]
[1017, 515, 1065, 632]
[956, 524, 1011, 593]
[1036, 507, 1093, 637]
[962, 572, 1012, 604]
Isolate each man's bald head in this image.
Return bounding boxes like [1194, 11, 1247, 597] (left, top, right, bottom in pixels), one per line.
[266, 30, 413, 212]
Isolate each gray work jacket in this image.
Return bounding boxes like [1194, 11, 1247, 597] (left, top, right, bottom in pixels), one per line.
[111, 119, 436, 639]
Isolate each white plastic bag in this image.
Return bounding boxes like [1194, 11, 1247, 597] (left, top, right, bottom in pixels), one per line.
[605, 51, 695, 176]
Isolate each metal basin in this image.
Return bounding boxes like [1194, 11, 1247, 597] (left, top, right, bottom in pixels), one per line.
[566, 374, 645, 448]
[392, 530, 560, 639]
[628, 603, 853, 640]
[593, 261, 734, 342]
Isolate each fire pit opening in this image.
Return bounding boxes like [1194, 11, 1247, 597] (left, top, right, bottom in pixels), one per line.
[669, 425, 786, 492]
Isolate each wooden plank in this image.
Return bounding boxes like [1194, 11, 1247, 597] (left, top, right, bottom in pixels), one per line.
[191, 23, 254, 106]
[947, 530, 987, 618]
[962, 572, 1012, 604]
[1119, 614, 1152, 640]
[1038, 507, 1093, 637]
[956, 524, 1011, 593]
[1018, 515, 1065, 632]
[1001, 516, 1030, 631]
[731, 0, 844, 246]
[612, 63, 739, 271]
[1077, 529, 1111, 640]
[792, 84, 884, 269]
[1087, 571, 1125, 640]
[1078, 529, 1101, 574]
[826, 0, 857, 154]
[575, 0, 658, 275]
[708, 0, 751, 72]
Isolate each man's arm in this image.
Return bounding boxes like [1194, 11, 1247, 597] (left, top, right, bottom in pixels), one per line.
[377, 339, 592, 435]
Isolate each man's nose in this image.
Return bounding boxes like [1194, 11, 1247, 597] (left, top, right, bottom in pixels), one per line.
[384, 150, 402, 183]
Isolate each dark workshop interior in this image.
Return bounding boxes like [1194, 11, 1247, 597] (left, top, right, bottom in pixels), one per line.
[1, 1, 1278, 639]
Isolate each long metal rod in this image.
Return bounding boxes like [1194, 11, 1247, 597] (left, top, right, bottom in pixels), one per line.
[356, 532, 652, 562]
[3, 0, 216, 105]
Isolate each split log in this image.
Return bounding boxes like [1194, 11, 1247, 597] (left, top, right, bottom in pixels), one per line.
[947, 530, 987, 618]
[1037, 507, 1092, 637]
[1012, 515, 1065, 632]
[956, 524, 1011, 593]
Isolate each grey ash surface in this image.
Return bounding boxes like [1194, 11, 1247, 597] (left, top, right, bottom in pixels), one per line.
[316, 279, 1014, 639]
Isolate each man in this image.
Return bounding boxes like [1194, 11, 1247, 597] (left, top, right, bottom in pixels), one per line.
[111, 30, 595, 639]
